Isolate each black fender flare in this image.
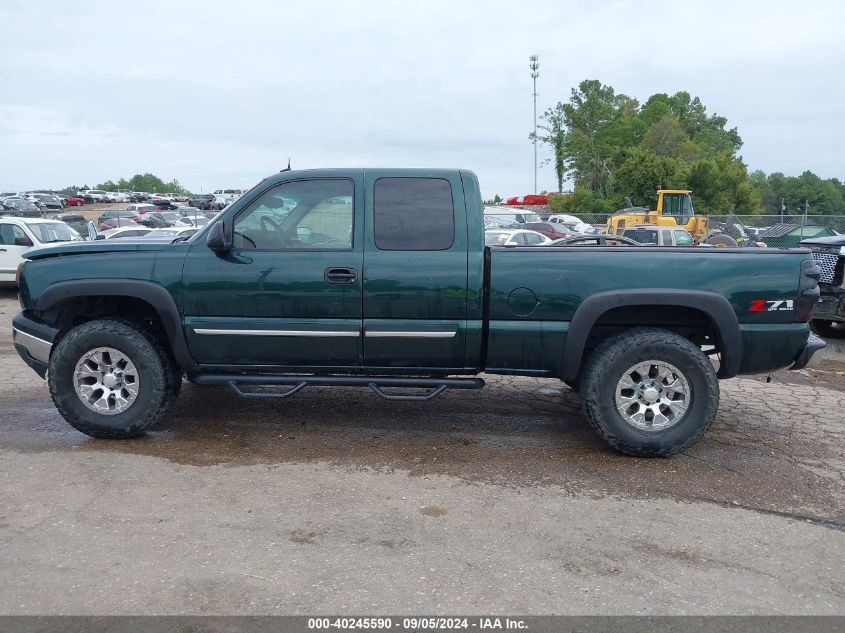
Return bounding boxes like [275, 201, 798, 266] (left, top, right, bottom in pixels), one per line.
[36, 279, 196, 372]
[562, 289, 742, 382]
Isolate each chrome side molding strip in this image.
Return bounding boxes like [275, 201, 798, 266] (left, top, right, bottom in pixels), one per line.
[365, 331, 457, 338]
[193, 329, 359, 337]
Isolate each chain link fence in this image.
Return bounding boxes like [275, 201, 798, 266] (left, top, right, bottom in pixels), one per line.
[484, 207, 844, 247]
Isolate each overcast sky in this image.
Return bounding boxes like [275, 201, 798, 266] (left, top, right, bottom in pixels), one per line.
[1, 0, 843, 197]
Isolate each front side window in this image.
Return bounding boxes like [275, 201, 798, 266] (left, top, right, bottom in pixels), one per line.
[374, 177, 454, 251]
[524, 232, 545, 245]
[233, 179, 353, 250]
[0, 223, 29, 246]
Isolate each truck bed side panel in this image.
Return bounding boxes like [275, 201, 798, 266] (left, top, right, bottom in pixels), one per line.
[486, 247, 810, 375]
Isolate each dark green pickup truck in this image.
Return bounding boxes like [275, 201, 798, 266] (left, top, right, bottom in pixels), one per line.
[12, 169, 825, 456]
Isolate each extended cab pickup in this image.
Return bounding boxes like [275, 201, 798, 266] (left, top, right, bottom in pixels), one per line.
[11, 169, 826, 456]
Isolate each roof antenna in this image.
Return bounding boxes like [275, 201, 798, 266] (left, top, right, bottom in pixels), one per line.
[281, 158, 291, 172]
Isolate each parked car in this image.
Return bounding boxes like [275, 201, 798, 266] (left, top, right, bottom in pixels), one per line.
[11, 167, 825, 458]
[137, 212, 174, 228]
[55, 213, 96, 239]
[800, 234, 845, 338]
[97, 209, 141, 230]
[519, 221, 577, 241]
[146, 198, 178, 211]
[212, 189, 244, 208]
[84, 190, 109, 203]
[550, 235, 643, 247]
[484, 229, 552, 246]
[58, 194, 85, 207]
[622, 224, 696, 246]
[1, 198, 42, 218]
[126, 203, 159, 215]
[188, 194, 217, 210]
[0, 217, 83, 284]
[138, 227, 199, 241]
[30, 193, 63, 210]
[104, 191, 130, 203]
[483, 206, 540, 228]
[97, 227, 154, 240]
[179, 215, 211, 228]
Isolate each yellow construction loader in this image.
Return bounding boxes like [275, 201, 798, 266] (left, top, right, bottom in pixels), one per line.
[606, 190, 738, 247]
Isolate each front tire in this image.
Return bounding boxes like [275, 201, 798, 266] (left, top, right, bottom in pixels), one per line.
[580, 327, 719, 457]
[810, 319, 845, 339]
[48, 319, 178, 438]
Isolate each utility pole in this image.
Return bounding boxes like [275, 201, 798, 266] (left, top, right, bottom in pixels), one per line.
[530, 54, 539, 194]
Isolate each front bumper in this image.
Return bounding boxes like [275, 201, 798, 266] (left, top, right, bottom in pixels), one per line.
[789, 332, 826, 370]
[11, 311, 58, 379]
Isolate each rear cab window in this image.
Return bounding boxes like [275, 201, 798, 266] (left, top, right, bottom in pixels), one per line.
[373, 178, 454, 251]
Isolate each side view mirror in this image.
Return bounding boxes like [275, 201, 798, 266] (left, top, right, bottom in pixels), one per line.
[206, 220, 232, 253]
[95, 234, 105, 240]
[15, 236, 34, 247]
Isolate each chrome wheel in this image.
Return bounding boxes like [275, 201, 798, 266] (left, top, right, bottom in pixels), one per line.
[614, 360, 690, 431]
[73, 347, 140, 415]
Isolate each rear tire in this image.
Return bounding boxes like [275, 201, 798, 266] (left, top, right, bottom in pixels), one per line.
[580, 327, 719, 457]
[48, 319, 178, 439]
[810, 319, 845, 339]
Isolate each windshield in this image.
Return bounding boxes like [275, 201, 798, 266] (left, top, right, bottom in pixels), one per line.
[29, 223, 82, 243]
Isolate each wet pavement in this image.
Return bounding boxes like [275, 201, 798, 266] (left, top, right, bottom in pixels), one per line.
[0, 289, 843, 614]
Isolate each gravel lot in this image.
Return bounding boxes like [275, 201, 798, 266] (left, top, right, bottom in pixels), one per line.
[0, 288, 843, 614]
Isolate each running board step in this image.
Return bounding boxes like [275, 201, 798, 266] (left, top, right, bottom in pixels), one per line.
[192, 374, 485, 401]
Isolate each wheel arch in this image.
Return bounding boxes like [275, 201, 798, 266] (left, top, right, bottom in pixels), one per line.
[35, 279, 196, 372]
[562, 289, 741, 383]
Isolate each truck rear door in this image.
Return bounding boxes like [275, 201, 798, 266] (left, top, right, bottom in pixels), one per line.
[362, 170, 468, 371]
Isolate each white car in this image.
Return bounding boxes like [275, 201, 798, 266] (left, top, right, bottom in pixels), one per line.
[138, 226, 199, 240]
[483, 206, 542, 228]
[106, 191, 130, 203]
[484, 229, 552, 247]
[213, 188, 244, 209]
[84, 189, 109, 202]
[0, 217, 84, 284]
[97, 227, 154, 240]
[547, 213, 594, 233]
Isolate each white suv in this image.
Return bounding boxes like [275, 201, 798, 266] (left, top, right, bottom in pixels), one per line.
[0, 217, 84, 284]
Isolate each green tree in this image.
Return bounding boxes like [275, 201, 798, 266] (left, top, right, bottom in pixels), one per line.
[531, 102, 567, 192]
[614, 147, 688, 208]
[560, 79, 624, 198]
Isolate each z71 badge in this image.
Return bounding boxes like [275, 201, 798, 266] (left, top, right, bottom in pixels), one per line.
[749, 299, 794, 312]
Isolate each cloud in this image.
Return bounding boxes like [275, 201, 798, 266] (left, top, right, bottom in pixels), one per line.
[0, 0, 843, 196]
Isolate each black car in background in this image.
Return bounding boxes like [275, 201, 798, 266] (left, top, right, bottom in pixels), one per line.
[188, 193, 216, 210]
[800, 234, 845, 338]
[137, 212, 174, 228]
[55, 213, 92, 238]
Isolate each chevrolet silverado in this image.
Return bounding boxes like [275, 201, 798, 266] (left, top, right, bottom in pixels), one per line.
[11, 168, 825, 456]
